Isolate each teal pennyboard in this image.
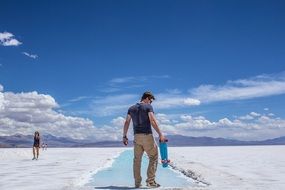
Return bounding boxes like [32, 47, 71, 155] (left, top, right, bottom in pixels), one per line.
[159, 139, 170, 168]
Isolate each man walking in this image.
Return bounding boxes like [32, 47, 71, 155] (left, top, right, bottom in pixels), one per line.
[123, 91, 165, 188]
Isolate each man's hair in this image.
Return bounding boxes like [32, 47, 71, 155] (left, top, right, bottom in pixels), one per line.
[141, 91, 155, 101]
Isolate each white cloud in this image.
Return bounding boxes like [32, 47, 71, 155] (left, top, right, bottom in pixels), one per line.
[218, 118, 234, 127]
[95, 72, 285, 115]
[183, 98, 201, 106]
[250, 112, 261, 117]
[190, 73, 285, 103]
[264, 108, 269, 111]
[0, 32, 22, 46]
[156, 113, 172, 124]
[22, 52, 38, 59]
[102, 72, 284, 111]
[111, 116, 125, 127]
[258, 115, 270, 123]
[0, 86, 108, 140]
[110, 116, 135, 140]
[154, 93, 200, 109]
[0, 93, 4, 111]
[87, 91, 201, 117]
[180, 114, 193, 122]
[152, 111, 285, 140]
[2, 84, 280, 141]
[4, 84, 285, 141]
[175, 114, 216, 130]
[238, 114, 254, 120]
[155, 97, 200, 108]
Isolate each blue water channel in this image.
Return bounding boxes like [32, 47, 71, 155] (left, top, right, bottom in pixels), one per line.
[86, 150, 195, 189]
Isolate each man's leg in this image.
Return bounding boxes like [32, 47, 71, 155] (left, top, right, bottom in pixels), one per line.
[133, 135, 144, 187]
[144, 135, 158, 184]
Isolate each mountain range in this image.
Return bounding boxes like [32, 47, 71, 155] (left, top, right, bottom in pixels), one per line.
[1, 134, 285, 148]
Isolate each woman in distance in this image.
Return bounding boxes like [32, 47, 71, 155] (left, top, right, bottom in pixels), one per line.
[32, 131, 41, 160]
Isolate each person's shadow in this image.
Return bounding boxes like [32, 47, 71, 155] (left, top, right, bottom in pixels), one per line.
[94, 186, 149, 189]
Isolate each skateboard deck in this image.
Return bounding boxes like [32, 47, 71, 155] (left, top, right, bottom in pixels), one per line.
[159, 139, 170, 167]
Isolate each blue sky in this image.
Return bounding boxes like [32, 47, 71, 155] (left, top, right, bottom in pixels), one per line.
[1, 0, 285, 141]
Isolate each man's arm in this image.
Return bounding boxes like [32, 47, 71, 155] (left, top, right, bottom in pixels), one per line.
[148, 112, 166, 141]
[123, 114, 131, 145]
[123, 114, 131, 137]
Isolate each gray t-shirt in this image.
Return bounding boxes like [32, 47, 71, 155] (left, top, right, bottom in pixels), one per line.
[128, 103, 154, 134]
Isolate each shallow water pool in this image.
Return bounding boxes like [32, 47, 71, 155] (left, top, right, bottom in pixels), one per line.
[87, 150, 195, 189]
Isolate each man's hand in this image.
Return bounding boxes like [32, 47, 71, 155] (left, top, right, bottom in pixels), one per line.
[123, 136, 128, 146]
[159, 135, 166, 142]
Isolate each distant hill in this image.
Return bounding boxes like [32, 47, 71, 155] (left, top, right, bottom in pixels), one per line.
[166, 135, 285, 146]
[0, 134, 285, 148]
[0, 134, 34, 148]
[259, 136, 285, 145]
[0, 134, 80, 148]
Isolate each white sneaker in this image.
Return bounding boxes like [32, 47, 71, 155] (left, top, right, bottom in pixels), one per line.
[146, 181, 160, 188]
[135, 183, 142, 188]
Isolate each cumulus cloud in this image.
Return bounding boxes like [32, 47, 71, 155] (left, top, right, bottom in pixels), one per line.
[111, 116, 125, 127]
[0, 91, 4, 111]
[156, 113, 172, 124]
[250, 112, 261, 117]
[0, 86, 114, 140]
[190, 72, 285, 103]
[154, 111, 285, 140]
[177, 114, 217, 130]
[0, 32, 22, 46]
[22, 52, 38, 59]
[238, 114, 254, 120]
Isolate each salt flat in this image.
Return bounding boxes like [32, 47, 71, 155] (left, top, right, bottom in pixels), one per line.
[0, 148, 124, 190]
[0, 146, 284, 190]
[169, 145, 285, 190]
